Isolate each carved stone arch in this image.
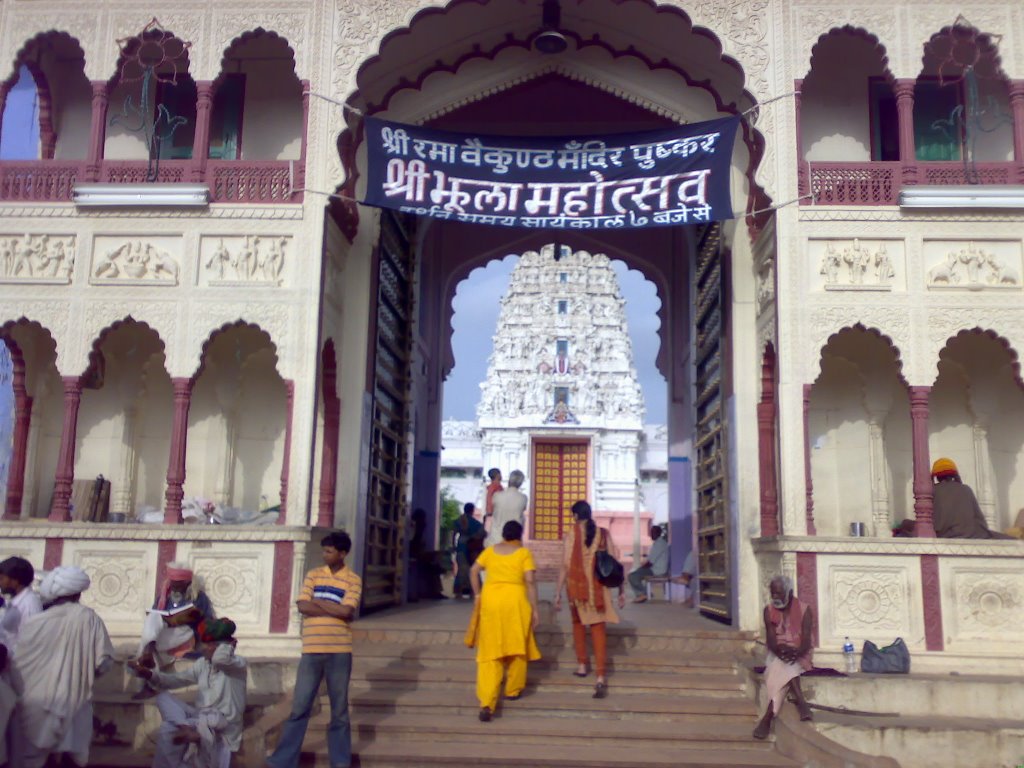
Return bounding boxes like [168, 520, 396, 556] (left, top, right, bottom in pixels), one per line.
[814, 323, 908, 389]
[920, 22, 1009, 85]
[0, 317, 60, 378]
[107, 20, 193, 90]
[805, 26, 895, 87]
[932, 327, 1024, 392]
[214, 27, 299, 90]
[74, 305, 176, 382]
[191, 320, 281, 383]
[81, 316, 169, 389]
[333, 0, 772, 242]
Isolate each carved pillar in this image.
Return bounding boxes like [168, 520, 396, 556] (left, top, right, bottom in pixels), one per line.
[296, 81, 310, 196]
[49, 376, 83, 521]
[867, 414, 891, 535]
[909, 386, 936, 537]
[757, 350, 780, 536]
[3, 357, 32, 519]
[112, 405, 138, 516]
[794, 81, 807, 199]
[1009, 83, 1024, 179]
[215, 411, 237, 506]
[163, 378, 192, 524]
[318, 361, 340, 528]
[895, 80, 917, 184]
[972, 420, 996, 528]
[802, 384, 817, 535]
[191, 81, 214, 182]
[86, 81, 110, 182]
[278, 380, 295, 524]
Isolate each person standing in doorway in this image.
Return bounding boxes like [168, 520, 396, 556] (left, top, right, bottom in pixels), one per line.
[267, 531, 362, 768]
[554, 500, 625, 699]
[486, 470, 528, 547]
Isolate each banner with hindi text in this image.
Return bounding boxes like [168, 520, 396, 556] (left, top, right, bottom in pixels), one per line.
[363, 116, 738, 230]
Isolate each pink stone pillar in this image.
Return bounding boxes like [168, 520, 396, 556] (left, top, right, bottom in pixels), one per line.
[920, 554, 944, 650]
[278, 380, 295, 524]
[269, 541, 295, 632]
[318, 401, 340, 528]
[1009, 82, 1024, 166]
[910, 386, 936, 537]
[163, 378, 193, 524]
[3, 356, 32, 519]
[191, 81, 214, 182]
[802, 383, 817, 536]
[895, 80, 917, 184]
[757, 351, 780, 536]
[49, 376, 83, 521]
[86, 82, 110, 182]
[796, 552, 819, 647]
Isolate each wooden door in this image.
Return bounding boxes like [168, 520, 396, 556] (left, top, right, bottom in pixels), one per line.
[531, 441, 588, 540]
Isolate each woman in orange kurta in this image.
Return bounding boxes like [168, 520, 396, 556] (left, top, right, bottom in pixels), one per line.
[554, 500, 625, 699]
[469, 520, 540, 722]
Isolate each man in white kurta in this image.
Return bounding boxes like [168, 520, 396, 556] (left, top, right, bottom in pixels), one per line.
[0, 555, 44, 654]
[486, 470, 529, 547]
[131, 617, 247, 768]
[10, 566, 114, 768]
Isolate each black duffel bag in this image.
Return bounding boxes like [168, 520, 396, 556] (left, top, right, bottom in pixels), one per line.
[860, 637, 910, 674]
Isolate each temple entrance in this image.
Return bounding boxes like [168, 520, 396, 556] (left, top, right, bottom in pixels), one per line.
[531, 439, 589, 541]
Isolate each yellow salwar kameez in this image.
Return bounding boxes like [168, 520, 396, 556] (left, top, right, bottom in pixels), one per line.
[474, 546, 541, 710]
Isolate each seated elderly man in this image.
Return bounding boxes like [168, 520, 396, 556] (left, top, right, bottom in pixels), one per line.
[753, 575, 813, 740]
[931, 457, 1014, 539]
[137, 562, 215, 671]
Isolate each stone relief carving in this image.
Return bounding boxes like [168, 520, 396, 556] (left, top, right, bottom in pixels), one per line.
[927, 242, 1020, 289]
[92, 240, 180, 284]
[203, 236, 287, 285]
[0, 235, 75, 283]
[194, 557, 259, 619]
[819, 240, 894, 290]
[832, 570, 905, 631]
[442, 420, 481, 440]
[76, 553, 147, 619]
[954, 571, 1024, 635]
[756, 261, 774, 314]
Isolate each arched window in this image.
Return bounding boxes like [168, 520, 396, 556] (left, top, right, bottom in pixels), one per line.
[0, 65, 41, 160]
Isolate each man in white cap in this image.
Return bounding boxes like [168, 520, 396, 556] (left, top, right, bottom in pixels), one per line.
[9, 565, 114, 768]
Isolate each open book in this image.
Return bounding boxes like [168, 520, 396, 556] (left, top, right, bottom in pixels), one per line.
[146, 602, 197, 618]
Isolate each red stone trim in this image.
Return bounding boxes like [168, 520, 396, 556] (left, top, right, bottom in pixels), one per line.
[317, 340, 340, 527]
[920, 554, 943, 651]
[909, 385, 936, 538]
[802, 384, 816, 536]
[155, 540, 177, 604]
[269, 540, 294, 633]
[758, 343, 779, 536]
[795, 552, 819, 647]
[43, 537, 63, 570]
[49, 376, 82, 522]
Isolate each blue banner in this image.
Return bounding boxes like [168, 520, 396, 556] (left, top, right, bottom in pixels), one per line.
[363, 116, 738, 230]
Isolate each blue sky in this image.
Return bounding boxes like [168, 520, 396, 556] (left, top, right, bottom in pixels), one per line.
[443, 255, 667, 423]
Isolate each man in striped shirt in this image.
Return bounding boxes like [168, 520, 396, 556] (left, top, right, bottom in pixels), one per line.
[267, 531, 362, 768]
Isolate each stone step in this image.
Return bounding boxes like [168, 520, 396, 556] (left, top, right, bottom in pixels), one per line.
[355, 642, 742, 674]
[351, 665, 746, 697]
[348, 711, 771, 750]
[330, 738, 797, 767]
[348, 687, 758, 723]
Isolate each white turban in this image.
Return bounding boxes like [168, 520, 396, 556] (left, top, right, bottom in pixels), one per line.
[39, 565, 91, 603]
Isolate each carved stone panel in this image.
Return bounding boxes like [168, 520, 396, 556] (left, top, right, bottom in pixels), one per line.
[180, 542, 273, 633]
[810, 239, 903, 292]
[924, 240, 1022, 291]
[818, 555, 922, 648]
[91, 236, 183, 285]
[199, 235, 289, 287]
[0, 234, 76, 284]
[65, 541, 156, 632]
[943, 560, 1024, 649]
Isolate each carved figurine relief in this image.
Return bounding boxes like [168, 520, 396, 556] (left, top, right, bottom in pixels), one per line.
[818, 239, 896, 290]
[0, 234, 76, 283]
[92, 239, 180, 284]
[201, 235, 288, 286]
[926, 242, 1021, 290]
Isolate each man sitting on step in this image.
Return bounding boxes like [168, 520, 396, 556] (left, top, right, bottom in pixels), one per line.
[129, 617, 247, 768]
[628, 525, 669, 603]
[753, 575, 814, 739]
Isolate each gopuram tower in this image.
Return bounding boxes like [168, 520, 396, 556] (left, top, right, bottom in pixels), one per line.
[476, 244, 651, 554]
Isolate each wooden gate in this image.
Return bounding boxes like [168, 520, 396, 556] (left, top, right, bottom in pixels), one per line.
[363, 210, 415, 610]
[531, 441, 588, 540]
[694, 222, 732, 623]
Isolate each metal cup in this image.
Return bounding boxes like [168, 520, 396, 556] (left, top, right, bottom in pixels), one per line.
[849, 522, 865, 537]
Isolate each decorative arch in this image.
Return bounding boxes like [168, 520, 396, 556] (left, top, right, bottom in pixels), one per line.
[215, 28, 297, 88]
[191, 319, 280, 382]
[806, 26, 895, 86]
[815, 323, 908, 388]
[934, 327, 1023, 391]
[921, 22, 1008, 85]
[107, 19, 193, 90]
[81, 316, 168, 388]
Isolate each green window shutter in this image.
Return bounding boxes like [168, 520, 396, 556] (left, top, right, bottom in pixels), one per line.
[913, 80, 962, 161]
[209, 74, 245, 160]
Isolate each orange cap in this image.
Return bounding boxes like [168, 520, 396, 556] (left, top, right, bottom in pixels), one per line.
[931, 458, 958, 477]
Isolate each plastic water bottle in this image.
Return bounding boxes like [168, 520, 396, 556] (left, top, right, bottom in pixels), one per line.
[843, 637, 857, 673]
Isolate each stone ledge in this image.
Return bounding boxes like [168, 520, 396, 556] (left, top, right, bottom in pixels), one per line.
[0, 521, 314, 542]
[753, 535, 1024, 557]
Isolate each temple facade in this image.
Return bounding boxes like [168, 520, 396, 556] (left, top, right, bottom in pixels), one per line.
[0, 1, 1020, 671]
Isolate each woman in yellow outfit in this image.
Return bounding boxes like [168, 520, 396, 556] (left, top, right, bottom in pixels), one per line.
[469, 519, 541, 721]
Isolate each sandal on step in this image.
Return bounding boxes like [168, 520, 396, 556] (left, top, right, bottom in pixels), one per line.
[479, 707, 492, 722]
[593, 682, 608, 699]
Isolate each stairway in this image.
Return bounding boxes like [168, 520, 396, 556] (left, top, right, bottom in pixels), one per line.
[293, 616, 799, 767]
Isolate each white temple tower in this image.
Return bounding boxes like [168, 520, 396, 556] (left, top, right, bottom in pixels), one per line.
[476, 244, 650, 546]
